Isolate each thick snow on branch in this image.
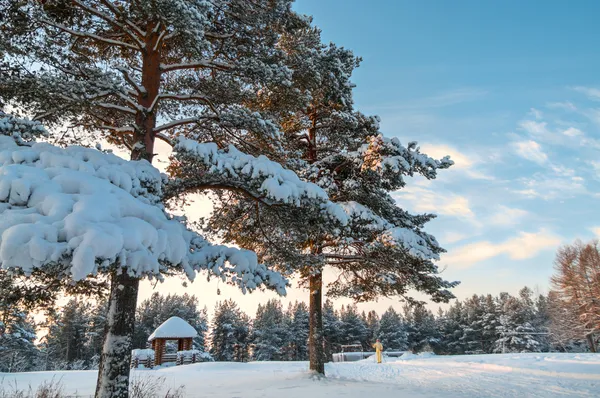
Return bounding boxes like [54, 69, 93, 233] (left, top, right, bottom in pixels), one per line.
[0, 113, 49, 145]
[360, 135, 453, 178]
[337, 201, 441, 261]
[172, 137, 333, 207]
[0, 133, 286, 294]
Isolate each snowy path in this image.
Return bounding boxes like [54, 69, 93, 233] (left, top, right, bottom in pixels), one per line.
[1, 353, 599, 397]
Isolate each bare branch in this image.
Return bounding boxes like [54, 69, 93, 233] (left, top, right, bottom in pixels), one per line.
[72, 0, 145, 48]
[160, 60, 233, 73]
[41, 19, 140, 51]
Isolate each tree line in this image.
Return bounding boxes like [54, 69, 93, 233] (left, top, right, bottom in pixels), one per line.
[3, 236, 598, 374]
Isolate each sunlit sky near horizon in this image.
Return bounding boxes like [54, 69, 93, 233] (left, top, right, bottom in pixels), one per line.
[140, 0, 600, 317]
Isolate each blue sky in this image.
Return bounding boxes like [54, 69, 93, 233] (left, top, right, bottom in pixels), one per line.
[290, 0, 600, 301]
[142, 1, 600, 315]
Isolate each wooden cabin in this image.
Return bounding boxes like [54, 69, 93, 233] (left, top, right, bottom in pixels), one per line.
[148, 316, 198, 366]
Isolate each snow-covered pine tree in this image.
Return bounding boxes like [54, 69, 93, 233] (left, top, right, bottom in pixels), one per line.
[377, 307, 408, 351]
[134, 292, 208, 352]
[405, 304, 439, 353]
[339, 305, 369, 349]
[365, 310, 380, 348]
[436, 300, 466, 354]
[460, 295, 486, 354]
[207, 18, 457, 374]
[87, 298, 109, 368]
[251, 299, 288, 361]
[0, 0, 341, 393]
[480, 294, 501, 354]
[42, 298, 92, 369]
[210, 300, 250, 362]
[287, 301, 310, 360]
[493, 289, 541, 353]
[322, 299, 343, 360]
[0, 272, 39, 372]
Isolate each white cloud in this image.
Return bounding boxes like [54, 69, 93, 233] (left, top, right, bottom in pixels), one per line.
[589, 161, 600, 173]
[572, 86, 600, 101]
[519, 120, 550, 137]
[512, 140, 548, 164]
[442, 229, 561, 269]
[546, 101, 577, 111]
[420, 143, 494, 180]
[591, 227, 600, 238]
[441, 231, 471, 245]
[562, 127, 583, 137]
[488, 206, 529, 227]
[529, 108, 543, 120]
[514, 174, 587, 200]
[394, 187, 475, 219]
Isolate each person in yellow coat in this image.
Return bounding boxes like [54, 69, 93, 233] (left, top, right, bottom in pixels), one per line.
[372, 339, 383, 363]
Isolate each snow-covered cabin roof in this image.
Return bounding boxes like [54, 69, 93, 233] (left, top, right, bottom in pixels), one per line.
[148, 316, 198, 341]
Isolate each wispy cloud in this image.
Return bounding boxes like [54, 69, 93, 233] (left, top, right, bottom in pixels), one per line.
[512, 140, 548, 164]
[514, 174, 587, 200]
[562, 127, 583, 137]
[442, 229, 561, 269]
[488, 206, 529, 227]
[571, 86, 600, 101]
[590, 227, 600, 238]
[441, 231, 472, 245]
[376, 88, 488, 111]
[420, 143, 495, 180]
[394, 187, 475, 219]
[546, 101, 577, 111]
[529, 108, 543, 120]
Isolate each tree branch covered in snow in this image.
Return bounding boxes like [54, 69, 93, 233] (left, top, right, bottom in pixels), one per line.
[0, 120, 286, 294]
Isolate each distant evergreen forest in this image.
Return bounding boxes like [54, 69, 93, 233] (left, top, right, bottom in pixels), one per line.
[1, 285, 592, 373]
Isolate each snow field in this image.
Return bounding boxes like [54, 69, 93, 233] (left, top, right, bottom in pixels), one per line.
[2, 353, 599, 397]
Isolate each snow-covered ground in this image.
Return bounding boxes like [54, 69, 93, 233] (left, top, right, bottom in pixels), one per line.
[2, 353, 599, 397]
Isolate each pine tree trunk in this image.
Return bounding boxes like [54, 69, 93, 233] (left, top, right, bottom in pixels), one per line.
[309, 271, 325, 374]
[94, 22, 161, 397]
[94, 272, 139, 398]
[586, 333, 597, 353]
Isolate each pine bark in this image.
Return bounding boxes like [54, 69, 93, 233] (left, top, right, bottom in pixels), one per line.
[94, 272, 140, 398]
[586, 333, 597, 353]
[308, 271, 325, 374]
[307, 114, 326, 375]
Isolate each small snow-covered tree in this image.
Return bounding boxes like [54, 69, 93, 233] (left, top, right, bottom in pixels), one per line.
[322, 299, 342, 360]
[405, 304, 439, 353]
[493, 289, 541, 353]
[42, 298, 92, 369]
[210, 299, 250, 362]
[365, 310, 380, 347]
[377, 307, 407, 351]
[339, 304, 369, 349]
[0, 272, 39, 373]
[251, 299, 287, 361]
[287, 301, 309, 360]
